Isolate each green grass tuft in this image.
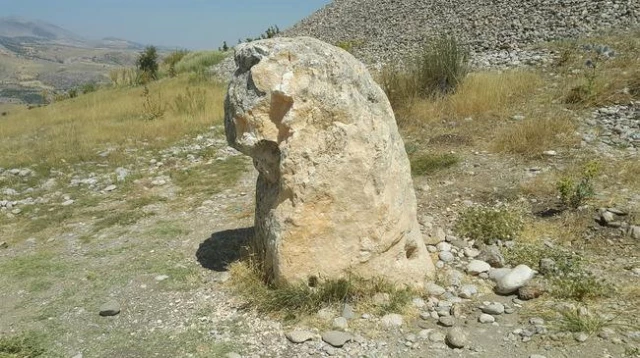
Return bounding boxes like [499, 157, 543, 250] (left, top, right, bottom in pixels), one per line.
[0, 332, 47, 358]
[229, 262, 413, 318]
[410, 153, 459, 176]
[556, 309, 611, 334]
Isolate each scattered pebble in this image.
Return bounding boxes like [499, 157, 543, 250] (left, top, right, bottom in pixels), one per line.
[574, 332, 589, 342]
[322, 331, 352, 347]
[429, 330, 446, 343]
[466, 260, 491, 275]
[333, 317, 348, 330]
[438, 316, 456, 327]
[479, 314, 496, 324]
[446, 327, 467, 348]
[99, 300, 121, 317]
[481, 303, 505, 315]
[286, 330, 315, 343]
[439, 251, 455, 263]
[458, 284, 478, 299]
[425, 282, 446, 296]
[381, 313, 403, 327]
[342, 303, 356, 319]
[495, 265, 535, 294]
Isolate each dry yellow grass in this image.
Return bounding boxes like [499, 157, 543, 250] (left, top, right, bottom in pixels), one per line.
[0, 75, 226, 169]
[398, 70, 543, 128]
[492, 113, 579, 157]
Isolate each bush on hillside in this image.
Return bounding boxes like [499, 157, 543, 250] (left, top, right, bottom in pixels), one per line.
[556, 161, 599, 209]
[81, 82, 97, 94]
[137, 46, 159, 82]
[415, 35, 469, 96]
[380, 34, 469, 109]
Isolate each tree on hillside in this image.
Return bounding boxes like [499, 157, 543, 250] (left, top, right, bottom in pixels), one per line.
[137, 46, 159, 82]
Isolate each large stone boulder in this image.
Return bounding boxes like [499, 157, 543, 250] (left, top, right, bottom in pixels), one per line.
[224, 36, 434, 288]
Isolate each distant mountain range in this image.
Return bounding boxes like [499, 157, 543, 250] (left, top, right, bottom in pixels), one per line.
[0, 17, 156, 104]
[0, 16, 145, 50]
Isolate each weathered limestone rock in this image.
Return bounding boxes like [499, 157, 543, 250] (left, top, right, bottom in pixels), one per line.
[224, 37, 434, 287]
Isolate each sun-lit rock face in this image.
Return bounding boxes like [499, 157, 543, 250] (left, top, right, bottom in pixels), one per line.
[224, 36, 434, 288]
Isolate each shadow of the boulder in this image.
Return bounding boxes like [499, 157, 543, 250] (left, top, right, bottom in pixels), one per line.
[196, 227, 254, 272]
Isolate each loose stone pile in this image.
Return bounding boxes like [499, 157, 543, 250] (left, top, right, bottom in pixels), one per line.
[582, 101, 640, 152]
[284, 0, 640, 65]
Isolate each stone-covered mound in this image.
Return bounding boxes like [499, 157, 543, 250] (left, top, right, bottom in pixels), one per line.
[284, 0, 640, 63]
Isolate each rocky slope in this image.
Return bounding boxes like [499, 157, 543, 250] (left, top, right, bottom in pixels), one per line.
[284, 0, 640, 64]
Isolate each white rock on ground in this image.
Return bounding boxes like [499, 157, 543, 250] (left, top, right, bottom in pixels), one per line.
[333, 317, 348, 330]
[495, 265, 535, 294]
[286, 330, 315, 343]
[322, 331, 352, 347]
[479, 313, 496, 323]
[381, 313, 404, 327]
[446, 327, 467, 348]
[481, 303, 505, 315]
[99, 300, 121, 317]
[224, 36, 434, 287]
[458, 284, 478, 299]
[489, 268, 512, 281]
[466, 260, 491, 275]
[425, 282, 446, 296]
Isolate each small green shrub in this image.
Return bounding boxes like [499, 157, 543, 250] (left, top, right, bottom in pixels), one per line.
[625, 347, 640, 357]
[503, 243, 613, 301]
[0, 332, 46, 357]
[237, 25, 281, 44]
[379, 34, 469, 109]
[413, 35, 469, 96]
[68, 88, 78, 99]
[137, 46, 159, 82]
[454, 207, 524, 244]
[336, 39, 365, 53]
[81, 82, 97, 94]
[556, 308, 610, 334]
[565, 59, 598, 104]
[548, 253, 612, 300]
[410, 153, 459, 176]
[550, 271, 611, 301]
[557, 161, 599, 209]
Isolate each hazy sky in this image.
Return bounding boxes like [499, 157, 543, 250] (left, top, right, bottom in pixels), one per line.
[3, 0, 331, 49]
